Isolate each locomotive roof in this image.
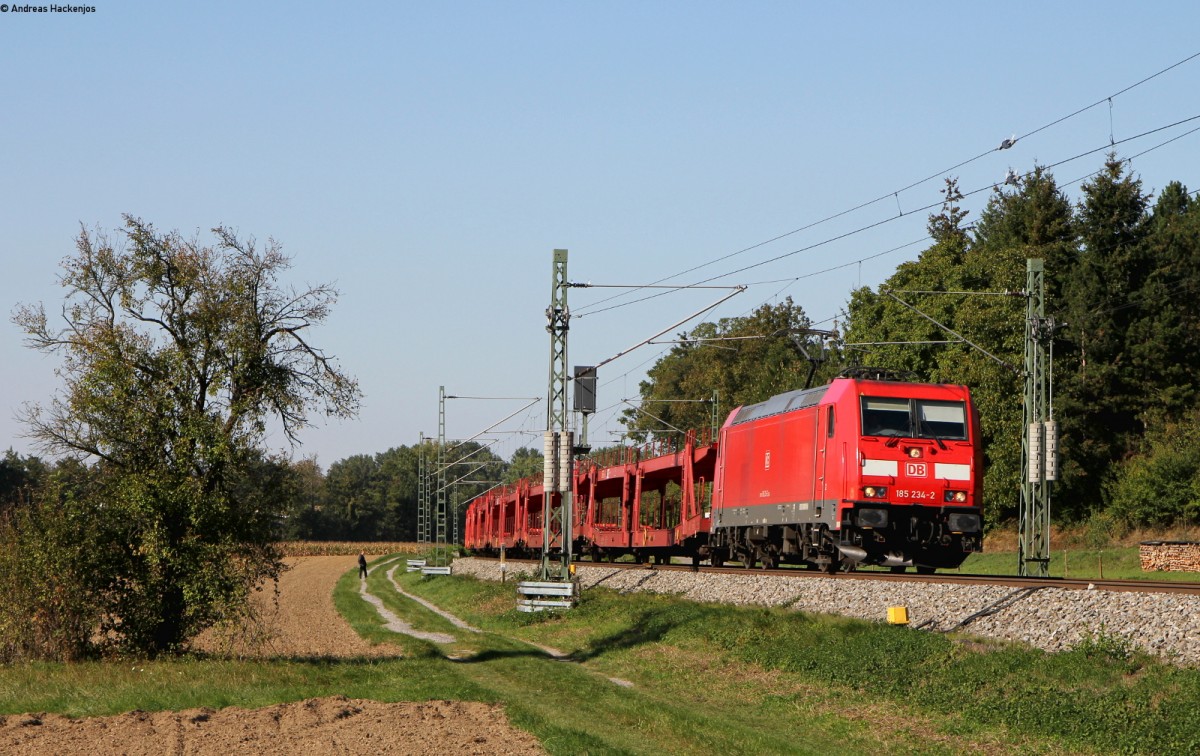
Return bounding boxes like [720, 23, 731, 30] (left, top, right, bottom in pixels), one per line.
[728, 377, 970, 426]
[730, 384, 829, 425]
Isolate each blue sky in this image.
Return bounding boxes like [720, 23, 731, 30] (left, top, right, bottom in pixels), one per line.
[3, 2, 1199, 469]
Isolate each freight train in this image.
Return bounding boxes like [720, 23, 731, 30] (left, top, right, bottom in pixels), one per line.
[464, 373, 983, 573]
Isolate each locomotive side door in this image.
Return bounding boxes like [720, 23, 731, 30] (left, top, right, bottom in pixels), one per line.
[810, 405, 823, 508]
[817, 403, 833, 507]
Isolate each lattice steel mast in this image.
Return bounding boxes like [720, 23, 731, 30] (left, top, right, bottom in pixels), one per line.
[434, 385, 449, 567]
[417, 431, 427, 544]
[540, 249, 573, 581]
[1019, 258, 1055, 577]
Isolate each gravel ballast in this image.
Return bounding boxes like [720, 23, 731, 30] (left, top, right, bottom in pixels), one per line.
[452, 557, 1200, 666]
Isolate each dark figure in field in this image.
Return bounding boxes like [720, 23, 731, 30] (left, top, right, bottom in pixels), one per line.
[358, 552, 368, 579]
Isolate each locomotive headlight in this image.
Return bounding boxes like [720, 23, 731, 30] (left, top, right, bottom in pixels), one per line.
[863, 486, 888, 499]
[908, 447, 922, 458]
[947, 513, 981, 533]
[944, 490, 968, 503]
[856, 507, 889, 529]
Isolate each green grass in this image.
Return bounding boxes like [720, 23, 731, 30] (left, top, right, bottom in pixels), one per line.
[391, 565, 1200, 755]
[4, 553, 1200, 754]
[379, 570, 989, 755]
[0, 656, 479, 718]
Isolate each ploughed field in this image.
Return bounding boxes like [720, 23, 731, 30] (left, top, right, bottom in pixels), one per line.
[0, 557, 543, 755]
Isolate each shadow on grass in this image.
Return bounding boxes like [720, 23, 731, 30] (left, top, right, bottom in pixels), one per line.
[569, 603, 707, 662]
[447, 647, 567, 664]
[188, 651, 410, 666]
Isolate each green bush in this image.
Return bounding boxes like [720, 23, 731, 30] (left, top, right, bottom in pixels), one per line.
[1081, 509, 1130, 549]
[0, 488, 106, 662]
[1106, 418, 1200, 528]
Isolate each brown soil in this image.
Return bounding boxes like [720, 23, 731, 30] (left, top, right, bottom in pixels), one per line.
[0, 698, 543, 755]
[194, 555, 403, 658]
[2, 556, 546, 755]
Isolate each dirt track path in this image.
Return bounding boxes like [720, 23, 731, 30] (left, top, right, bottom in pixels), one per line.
[2, 556, 545, 755]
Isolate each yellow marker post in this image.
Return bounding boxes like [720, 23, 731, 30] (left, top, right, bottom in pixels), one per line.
[887, 606, 909, 625]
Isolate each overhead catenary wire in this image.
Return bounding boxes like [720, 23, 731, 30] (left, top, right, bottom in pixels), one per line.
[882, 289, 1019, 374]
[440, 436, 506, 467]
[1014, 50, 1200, 146]
[444, 397, 541, 456]
[888, 289, 1017, 297]
[585, 203, 1200, 449]
[741, 237, 927, 287]
[621, 399, 689, 436]
[1058, 123, 1200, 191]
[573, 135, 1198, 450]
[573, 51, 1200, 318]
[1039, 113, 1200, 180]
[578, 103, 1200, 445]
[431, 457, 507, 497]
[845, 340, 965, 346]
[426, 60, 1200, 474]
[576, 122, 1200, 437]
[737, 128, 1200, 332]
[579, 111, 1200, 319]
[589, 286, 746, 371]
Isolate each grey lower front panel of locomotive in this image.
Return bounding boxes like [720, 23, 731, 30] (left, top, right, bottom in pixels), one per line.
[712, 500, 838, 529]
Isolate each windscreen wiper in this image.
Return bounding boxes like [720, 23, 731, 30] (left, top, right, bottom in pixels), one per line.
[919, 419, 948, 450]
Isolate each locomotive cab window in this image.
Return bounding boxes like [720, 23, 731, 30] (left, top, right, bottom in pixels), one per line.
[916, 400, 967, 440]
[861, 397, 969, 440]
[861, 397, 910, 437]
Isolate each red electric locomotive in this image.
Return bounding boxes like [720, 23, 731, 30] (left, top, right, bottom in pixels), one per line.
[464, 373, 983, 573]
[707, 374, 983, 573]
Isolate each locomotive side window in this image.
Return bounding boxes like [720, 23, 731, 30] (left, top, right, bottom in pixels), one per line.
[826, 405, 835, 438]
[916, 400, 967, 440]
[861, 397, 910, 437]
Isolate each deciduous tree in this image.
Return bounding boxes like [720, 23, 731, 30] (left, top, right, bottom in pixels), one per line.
[12, 215, 360, 656]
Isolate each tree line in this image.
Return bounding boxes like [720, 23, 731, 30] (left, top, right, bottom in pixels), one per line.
[0, 442, 539, 544]
[275, 441, 541, 541]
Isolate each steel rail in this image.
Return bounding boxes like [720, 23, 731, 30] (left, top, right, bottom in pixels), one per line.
[471, 557, 1200, 595]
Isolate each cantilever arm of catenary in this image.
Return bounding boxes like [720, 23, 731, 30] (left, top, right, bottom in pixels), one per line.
[592, 286, 747, 372]
[882, 289, 1020, 375]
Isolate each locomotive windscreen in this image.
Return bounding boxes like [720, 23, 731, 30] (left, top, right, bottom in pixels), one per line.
[861, 396, 967, 440]
[917, 400, 968, 440]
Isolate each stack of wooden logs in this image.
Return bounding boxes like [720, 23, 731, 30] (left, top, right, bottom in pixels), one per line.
[1139, 541, 1200, 572]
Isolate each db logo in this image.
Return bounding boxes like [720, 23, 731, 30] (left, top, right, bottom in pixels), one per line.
[905, 462, 928, 478]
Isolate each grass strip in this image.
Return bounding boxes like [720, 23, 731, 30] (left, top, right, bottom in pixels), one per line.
[399, 569, 1200, 755]
[909, 544, 1200, 582]
[5, 556, 1199, 754]
[0, 656, 482, 718]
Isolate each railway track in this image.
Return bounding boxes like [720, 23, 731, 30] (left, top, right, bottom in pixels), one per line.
[474, 556, 1200, 595]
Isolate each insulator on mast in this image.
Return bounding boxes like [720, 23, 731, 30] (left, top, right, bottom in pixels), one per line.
[558, 431, 574, 492]
[1027, 423, 1043, 484]
[1043, 420, 1059, 482]
[543, 431, 558, 492]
